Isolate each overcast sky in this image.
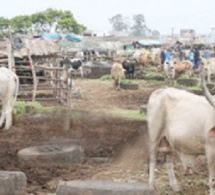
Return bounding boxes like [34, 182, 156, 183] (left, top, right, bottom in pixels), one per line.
[1, 0, 215, 35]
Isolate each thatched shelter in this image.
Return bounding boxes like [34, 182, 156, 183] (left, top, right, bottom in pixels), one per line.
[0, 37, 60, 60]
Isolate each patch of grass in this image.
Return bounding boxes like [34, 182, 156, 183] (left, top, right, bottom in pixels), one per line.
[145, 66, 157, 72]
[106, 108, 146, 121]
[14, 101, 58, 116]
[178, 74, 191, 79]
[100, 74, 112, 81]
[187, 85, 201, 91]
[121, 78, 135, 85]
[178, 74, 200, 81]
[145, 71, 164, 77]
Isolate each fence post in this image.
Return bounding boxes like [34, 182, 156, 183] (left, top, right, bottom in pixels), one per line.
[7, 27, 15, 72]
[27, 49, 37, 102]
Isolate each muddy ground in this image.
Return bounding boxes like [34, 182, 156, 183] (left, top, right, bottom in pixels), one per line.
[0, 79, 210, 195]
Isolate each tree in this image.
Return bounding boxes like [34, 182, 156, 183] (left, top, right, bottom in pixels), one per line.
[44, 8, 62, 32]
[131, 14, 147, 36]
[31, 11, 48, 33]
[0, 17, 9, 37]
[0, 9, 86, 35]
[152, 30, 160, 37]
[109, 14, 129, 32]
[10, 15, 32, 33]
[57, 10, 86, 34]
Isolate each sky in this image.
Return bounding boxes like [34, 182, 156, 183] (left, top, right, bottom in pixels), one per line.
[1, 0, 215, 35]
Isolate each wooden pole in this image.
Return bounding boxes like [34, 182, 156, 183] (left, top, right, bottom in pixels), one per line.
[27, 49, 37, 102]
[7, 27, 15, 71]
[67, 80, 72, 107]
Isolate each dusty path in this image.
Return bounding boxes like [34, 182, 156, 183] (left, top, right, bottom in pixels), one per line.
[92, 132, 149, 184]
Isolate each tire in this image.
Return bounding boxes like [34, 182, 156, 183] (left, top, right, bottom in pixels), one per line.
[18, 144, 84, 167]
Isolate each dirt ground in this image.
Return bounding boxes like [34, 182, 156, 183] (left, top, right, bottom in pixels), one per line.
[0, 79, 210, 195]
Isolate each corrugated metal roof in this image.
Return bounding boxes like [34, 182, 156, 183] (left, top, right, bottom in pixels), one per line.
[138, 39, 163, 46]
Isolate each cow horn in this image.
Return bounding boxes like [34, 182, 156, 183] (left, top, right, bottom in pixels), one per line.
[201, 62, 215, 109]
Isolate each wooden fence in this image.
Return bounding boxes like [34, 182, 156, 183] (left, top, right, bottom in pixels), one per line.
[2, 32, 72, 106]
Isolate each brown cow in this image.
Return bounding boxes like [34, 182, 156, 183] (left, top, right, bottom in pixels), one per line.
[111, 62, 125, 90]
[157, 59, 193, 78]
[138, 53, 152, 68]
[173, 59, 193, 76]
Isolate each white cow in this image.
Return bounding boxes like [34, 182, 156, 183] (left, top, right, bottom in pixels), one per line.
[0, 67, 19, 130]
[163, 60, 175, 84]
[60, 57, 84, 78]
[204, 58, 215, 83]
[147, 71, 215, 194]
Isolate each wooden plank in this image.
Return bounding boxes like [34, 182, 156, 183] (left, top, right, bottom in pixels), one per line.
[18, 76, 64, 82]
[18, 97, 67, 101]
[34, 65, 64, 70]
[20, 87, 67, 91]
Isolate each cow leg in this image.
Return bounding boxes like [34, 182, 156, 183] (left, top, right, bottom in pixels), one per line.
[149, 141, 159, 189]
[0, 102, 6, 128]
[206, 129, 215, 195]
[166, 153, 181, 192]
[189, 68, 193, 77]
[4, 101, 12, 130]
[117, 78, 121, 90]
[79, 67, 84, 78]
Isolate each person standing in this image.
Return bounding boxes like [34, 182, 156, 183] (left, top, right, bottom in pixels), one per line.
[160, 49, 166, 64]
[194, 48, 200, 70]
[165, 49, 173, 61]
[203, 47, 211, 59]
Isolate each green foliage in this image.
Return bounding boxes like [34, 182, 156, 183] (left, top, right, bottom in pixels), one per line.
[121, 78, 134, 85]
[32, 11, 49, 32]
[100, 75, 112, 81]
[0, 8, 85, 35]
[0, 17, 9, 36]
[10, 15, 32, 33]
[107, 108, 146, 121]
[45, 8, 62, 27]
[179, 74, 199, 81]
[145, 66, 157, 72]
[145, 71, 163, 77]
[14, 101, 57, 116]
[57, 10, 85, 34]
[187, 85, 201, 91]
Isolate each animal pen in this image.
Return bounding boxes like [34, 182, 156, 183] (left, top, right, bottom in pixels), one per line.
[0, 37, 72, 106]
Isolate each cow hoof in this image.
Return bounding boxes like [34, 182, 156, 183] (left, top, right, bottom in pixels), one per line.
[149, 183, 156, 191]
[171, 185, 181, 192]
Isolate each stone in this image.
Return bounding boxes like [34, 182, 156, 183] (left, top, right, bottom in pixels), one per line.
[56, 180, 155, 195]
[0, 171, 27, 195]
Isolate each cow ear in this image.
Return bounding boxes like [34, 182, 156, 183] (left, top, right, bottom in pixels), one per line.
[208, 127, 215, 137]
